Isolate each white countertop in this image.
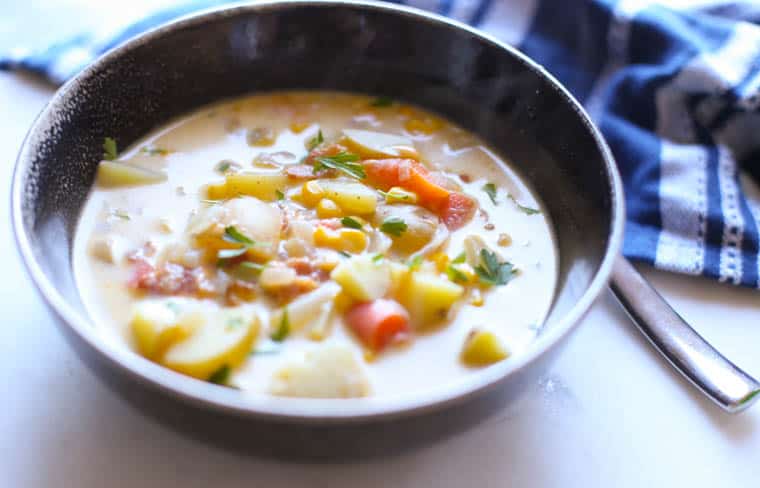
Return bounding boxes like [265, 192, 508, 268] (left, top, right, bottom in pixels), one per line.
[2, 72, 759, 487]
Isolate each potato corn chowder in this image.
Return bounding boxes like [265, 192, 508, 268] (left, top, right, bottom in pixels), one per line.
[73, 92, 557, 399]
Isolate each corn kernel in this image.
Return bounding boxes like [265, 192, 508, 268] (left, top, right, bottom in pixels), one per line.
[469, 288, 484, 307]
[404, 117, 443, 136]
[246, 127, 276, 147]
[313, 226, 368, 253]
[397, 105, 416, 117]
[290, 121, 310, 133]
[497, 233, 512, 247]
[300, 180, 325, 207]
[339, 229, 368, 253]
[316, 198, 343, 218]
[363, 349, 377, 363]
[430, 252, 450, 273]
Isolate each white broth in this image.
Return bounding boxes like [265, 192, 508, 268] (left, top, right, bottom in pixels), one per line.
[73, 91, 558, 399]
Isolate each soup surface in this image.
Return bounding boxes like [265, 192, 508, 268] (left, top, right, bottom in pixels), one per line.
[73, 92, 557, 399]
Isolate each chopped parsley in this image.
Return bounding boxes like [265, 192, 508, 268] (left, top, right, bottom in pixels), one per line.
[372, 254, 385, 263]
[482, 183, 498, 205]
[370, 96, 394, 107]
[338, 250, 352, 258]
[474, 249, 517, 286]
[452, 252, 466, 264]
[341, 216, 363, 229]
[508, 194, 540, 215]
[208, 365, 230, 385]
[275, 189, 285, 200]
[446, 265, 469, 284]
[307, 129, 324, 150]
[313, 152, 365, 180]
[103, 137, 118, 161]
[380, 216, 407, 237]
[271, 309, 290, 342]
[407, 255, 423, 270]
[238, 261, 264, 272]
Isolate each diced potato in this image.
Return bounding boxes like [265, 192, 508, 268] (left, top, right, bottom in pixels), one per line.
[259, 266, 298, 292]
[205, 172, 289, 201]
[318, 180, 378, 215]
[269, 282, 340, 335]
[387, 261, 410, 298]
[331, 254, 391, 301]
[187, 197, 282, 259]
[461, 329, 510, 366]
[97, 160, 167, 187]
[269, 343, 370, 398]
[162, 307, 259, 379]
[401, 271, 464, 328]
[342, 129, 415, 159]
[131, 298, 201, 360]
[89, 234, 126, 264]
[313, 226, 368, 253]
[373, 204, 440, 254]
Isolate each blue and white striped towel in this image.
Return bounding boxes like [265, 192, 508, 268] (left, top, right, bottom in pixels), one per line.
[4, 0, 760, 287]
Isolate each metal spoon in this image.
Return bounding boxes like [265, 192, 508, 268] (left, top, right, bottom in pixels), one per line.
[610, 255, 760, 413]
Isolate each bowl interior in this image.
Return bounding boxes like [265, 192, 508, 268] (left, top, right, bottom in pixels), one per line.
[14, 1, 620, 420]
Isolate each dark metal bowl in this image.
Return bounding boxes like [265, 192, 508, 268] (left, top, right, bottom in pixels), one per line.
[11, 0, 623, 458]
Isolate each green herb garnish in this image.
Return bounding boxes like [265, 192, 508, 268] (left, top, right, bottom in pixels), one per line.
[508, 194, 540, 215]
[218, 226, 257, 262]
[371, 96, 393, 107]
[313, 152, 365, 179]
[238, 261, 265, 272]
[341, 216, 363, 229]
[112, 209, 130, 221]
[474, 249, 517, 286]
[452, 252, 466, 264]
[446, 265, 469, 284]
[200, 199, 221, 206]
[103, 137, 118, 161]
[307, 129, 324, 151]
[141, 146, 170, 156]
[407, 255, 423, 270]
[275, 189, 285, 200]
[208, 365, 230, 385]
[215, 159, 240, 174]
[379, 187, 416, 204]
[380, 216, 407, 237]
[482, 183, 498, 205]
[372, 254, 384, 263]
[271, 309, 290, 342]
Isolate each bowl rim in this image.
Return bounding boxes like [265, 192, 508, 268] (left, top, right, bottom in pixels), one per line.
[11, 0, 625, 424]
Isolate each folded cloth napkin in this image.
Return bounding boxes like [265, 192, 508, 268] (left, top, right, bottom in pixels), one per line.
[4, 0, 760, 287]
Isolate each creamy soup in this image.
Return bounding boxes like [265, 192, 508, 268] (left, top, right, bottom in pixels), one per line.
[73, 92, 557, 399]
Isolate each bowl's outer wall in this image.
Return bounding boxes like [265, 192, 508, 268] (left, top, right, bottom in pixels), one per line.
[16, 2, 616, 453]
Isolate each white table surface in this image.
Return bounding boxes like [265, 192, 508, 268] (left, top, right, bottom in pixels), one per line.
[2, 71, 760, 487]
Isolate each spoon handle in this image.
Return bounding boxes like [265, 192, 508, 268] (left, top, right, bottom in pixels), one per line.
[609, 255, 760, 413]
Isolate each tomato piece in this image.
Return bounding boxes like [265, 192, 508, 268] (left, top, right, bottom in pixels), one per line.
[440, 192, 477, 230]
[345, 299, 410, 351]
